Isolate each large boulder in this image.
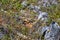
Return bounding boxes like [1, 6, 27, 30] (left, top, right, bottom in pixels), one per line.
[41, 22, 60, 40]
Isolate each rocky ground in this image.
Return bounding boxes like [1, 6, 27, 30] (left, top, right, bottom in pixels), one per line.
[0, 0, 60, 40]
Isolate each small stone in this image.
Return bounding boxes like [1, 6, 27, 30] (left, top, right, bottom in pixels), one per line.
[0, 32, 4, 39]
[38, 11, 48, 21]
[4, 11, 7, 13]
[21, 1, 27, 7]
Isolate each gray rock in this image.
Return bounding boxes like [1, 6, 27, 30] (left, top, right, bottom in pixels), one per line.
[38, 0, 58, 7]
[29, 4, 48, 22]
[38, 11, 48, 22]
[28, 5, 40, 12]
[0, 32, 4, 39]
[41, 22, 60, 40]
[33, 6, 40, 12]
[21, 0, 27, 8]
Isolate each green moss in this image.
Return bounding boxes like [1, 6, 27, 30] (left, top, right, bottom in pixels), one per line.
[1, 34, 11, 40]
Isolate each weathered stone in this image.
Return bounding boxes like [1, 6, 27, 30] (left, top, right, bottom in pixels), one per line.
[38, 0, 58, 7]
[41, 22, 60, 40]
[38, 11, 48, 22]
